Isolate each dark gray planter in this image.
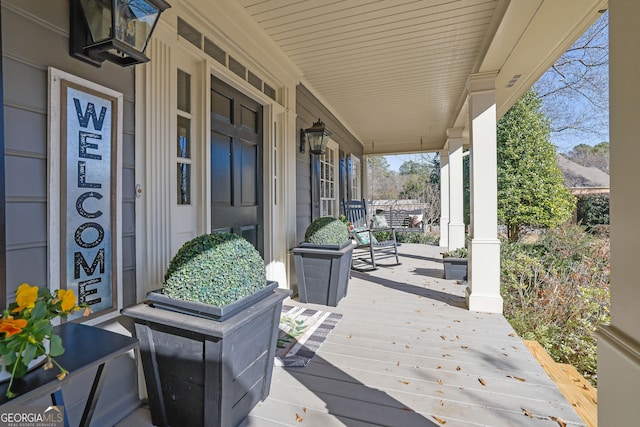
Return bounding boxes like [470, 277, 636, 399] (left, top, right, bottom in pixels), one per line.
[291, 241, 354, 306]
[122, 283, 290, 427]
[443, 257, 467, 280]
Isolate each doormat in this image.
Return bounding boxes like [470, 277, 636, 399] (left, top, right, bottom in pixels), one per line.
[275, 305, 342, 367]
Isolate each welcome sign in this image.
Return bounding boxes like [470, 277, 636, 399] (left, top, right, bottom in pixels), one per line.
[49, 69, 123, 322]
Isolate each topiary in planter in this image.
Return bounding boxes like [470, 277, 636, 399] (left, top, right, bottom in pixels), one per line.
[162, 232, 267, 307]
[304, 216, 350, 246]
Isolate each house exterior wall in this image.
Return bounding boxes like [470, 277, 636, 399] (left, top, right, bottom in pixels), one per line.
[295, 84, 364, 244]
[134, 2, 301, 297]
[1, 0, 138, 424]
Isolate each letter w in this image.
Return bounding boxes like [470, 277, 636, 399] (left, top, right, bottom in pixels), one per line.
[74, 98, 107, 130]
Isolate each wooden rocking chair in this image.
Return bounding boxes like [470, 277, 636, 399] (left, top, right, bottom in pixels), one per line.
[343, 199, 400, 270]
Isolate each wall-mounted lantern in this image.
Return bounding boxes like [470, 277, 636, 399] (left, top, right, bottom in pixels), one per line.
[70, 0, 171, 67]
[300, 118, 332, 155]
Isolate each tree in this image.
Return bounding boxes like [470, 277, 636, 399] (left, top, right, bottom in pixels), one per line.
[398, 160, 430, 176]
[497, 90, 575, 242]
[566, 142, 609, 173]
[367, 156, 399, 199]
[534, 12, 608, 148]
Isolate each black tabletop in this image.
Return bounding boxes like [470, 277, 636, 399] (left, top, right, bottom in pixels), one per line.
[0, 322, 138, 405]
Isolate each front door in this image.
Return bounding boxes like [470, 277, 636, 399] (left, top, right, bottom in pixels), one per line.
[210, 77, 264, 255]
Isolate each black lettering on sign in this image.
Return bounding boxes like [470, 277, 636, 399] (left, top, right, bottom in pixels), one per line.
[74, 249, 105, 279]
[74, 222, 104, 249]
[78, 277, 102, 305]
[78, 131, 102, 160]
[76, 192, 103, 219]
[77, 161, 101, 189]
[74, 98, 107, 130]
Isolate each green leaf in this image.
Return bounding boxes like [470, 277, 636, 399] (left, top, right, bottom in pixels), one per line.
[22, 343, 36, 365]
[49, 334, 64, 357]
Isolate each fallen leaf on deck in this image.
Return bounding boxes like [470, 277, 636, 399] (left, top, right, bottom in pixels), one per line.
[303, 407, 307, 413]
[437, 365, 442, 369]
[436, 389, 444, 394]
[397, 361, 400, 366]
[453, 320, 460, 323]
[478, 378, 487, 386]
[432, 415, 447, 425]
[507, 375, 526, 382]
[415, 309, 421, 313]
[437, 379, 444, 385]
[405, 344, 411, 349]
[456, 335, 461, 339]
[295, 413, 304, 422]
[440, 400, 445, 406]
[440, 335, 447, 340]
[549, 416, 567, 427]
[508, 333, 516, 337]
[522, 408, 533, 418]
[400, 380, 410, 385]
[456, 366, 462, 371]
[347, 335, 352, 339]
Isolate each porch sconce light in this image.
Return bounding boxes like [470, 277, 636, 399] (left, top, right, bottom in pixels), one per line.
[70, 0, 171, 67]
[300, 118, 332, 155]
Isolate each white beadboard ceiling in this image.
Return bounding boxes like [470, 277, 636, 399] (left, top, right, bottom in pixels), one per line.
[236, 0, 606, 154]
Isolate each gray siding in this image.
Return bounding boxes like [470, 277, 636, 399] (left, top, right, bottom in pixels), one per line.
[2, 0, 139, 423]
[296, 84, 363, 243]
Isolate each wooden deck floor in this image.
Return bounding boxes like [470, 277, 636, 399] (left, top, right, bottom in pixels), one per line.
[118, 244, 586, 427]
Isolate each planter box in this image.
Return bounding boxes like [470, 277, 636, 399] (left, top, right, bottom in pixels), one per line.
[291, 242, 354, 306]
[443, 257, 467, 281]
[122, 284, 290, 427]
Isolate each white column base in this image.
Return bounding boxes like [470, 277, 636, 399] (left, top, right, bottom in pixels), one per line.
[448, 222, 466, 250]
[466, 238, 502, 313]
[465, 287, 503, 313]
[597, 325, 640, 426]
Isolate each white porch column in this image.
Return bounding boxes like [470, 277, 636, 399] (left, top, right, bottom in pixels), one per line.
[447, 128, 466, 250]
[466, 72, 502, 314]
[438, 150, 449, 247]
[598, 2, 640, 425]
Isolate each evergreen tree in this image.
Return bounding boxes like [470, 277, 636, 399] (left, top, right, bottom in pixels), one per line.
[497, 90, 575, 241]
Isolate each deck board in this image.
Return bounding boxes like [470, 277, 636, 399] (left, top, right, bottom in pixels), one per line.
[118, 244, 587, 427]
[249, 244, 586, 427]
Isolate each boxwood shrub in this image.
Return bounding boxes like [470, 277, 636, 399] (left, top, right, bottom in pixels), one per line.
[163, 233, 267, 307]
[304, 217, 350, 246]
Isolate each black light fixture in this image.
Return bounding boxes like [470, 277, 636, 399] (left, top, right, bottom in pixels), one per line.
[300, 118, 332, 155]
[70, 0, 171, 67]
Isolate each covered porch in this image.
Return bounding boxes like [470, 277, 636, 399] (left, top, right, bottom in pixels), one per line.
[121, 243, 586, 426]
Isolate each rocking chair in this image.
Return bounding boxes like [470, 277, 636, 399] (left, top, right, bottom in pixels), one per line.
[343, 200, 400, 270]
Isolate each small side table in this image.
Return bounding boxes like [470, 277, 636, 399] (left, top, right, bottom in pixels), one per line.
[0, 323, 139, 427]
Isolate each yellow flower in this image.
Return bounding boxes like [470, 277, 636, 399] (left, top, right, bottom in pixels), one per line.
[57, 289, 78, 313]
[0, 316, 28, 338]
[12, 283, 38, 312]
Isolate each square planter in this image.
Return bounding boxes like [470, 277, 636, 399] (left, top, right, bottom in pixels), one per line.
[443, 257, 468, 281]
[291, 242, 354, 306]
[122, 283, 290, 427]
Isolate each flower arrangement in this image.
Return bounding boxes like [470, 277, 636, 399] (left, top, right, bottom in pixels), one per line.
[0, 283, 90, 398]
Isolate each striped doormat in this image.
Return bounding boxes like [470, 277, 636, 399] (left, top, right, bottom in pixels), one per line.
[275, 305, 342, 367]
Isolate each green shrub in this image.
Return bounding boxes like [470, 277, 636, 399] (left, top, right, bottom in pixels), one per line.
[304, 217, 350, 246]
[163, 233, 267, 307]
[442, 247, 468, 258]
[501, 224, 609, 386]
[576, 193, 609, 227]
[372, 231, 440, 245]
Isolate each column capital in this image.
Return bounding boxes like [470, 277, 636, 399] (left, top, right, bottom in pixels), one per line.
[467, 71, 499, 93]
[446, 127, 465, 139]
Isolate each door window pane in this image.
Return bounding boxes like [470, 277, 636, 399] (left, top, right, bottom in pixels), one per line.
[177, 163, 191, 205]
